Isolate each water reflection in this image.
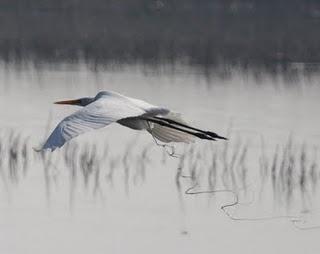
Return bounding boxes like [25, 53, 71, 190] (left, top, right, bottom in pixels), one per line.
[1, 129, 319, 216]
[1, 62, 320, 254]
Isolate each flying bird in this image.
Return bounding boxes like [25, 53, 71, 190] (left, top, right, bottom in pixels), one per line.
[41, 91, 227, 151]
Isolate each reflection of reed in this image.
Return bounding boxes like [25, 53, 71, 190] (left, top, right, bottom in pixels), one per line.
[0, 130, 30, 185]
[176, 137, 320, 212]
[133, 144, 151, 185]
[258, 139, 319, 211]
[0, 129, 320, 212]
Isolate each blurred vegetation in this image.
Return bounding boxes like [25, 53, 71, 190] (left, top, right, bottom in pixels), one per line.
[0, 0, 320, 70]
[1, 129, 319, 214]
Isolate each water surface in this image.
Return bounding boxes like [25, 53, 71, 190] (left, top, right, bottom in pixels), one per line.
[0, 63, 320, 254]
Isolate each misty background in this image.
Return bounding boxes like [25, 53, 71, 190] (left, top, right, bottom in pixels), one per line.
[0, 0, 320, 72]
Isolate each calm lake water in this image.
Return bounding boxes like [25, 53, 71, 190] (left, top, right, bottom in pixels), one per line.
[0, 63, 320, 254]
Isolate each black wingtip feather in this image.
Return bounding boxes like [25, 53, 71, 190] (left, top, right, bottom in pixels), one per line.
[205, 131, 228, 140]
[146, 116, 228, 142]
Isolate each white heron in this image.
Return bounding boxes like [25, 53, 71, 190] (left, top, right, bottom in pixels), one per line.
[41, 91, 227, 151]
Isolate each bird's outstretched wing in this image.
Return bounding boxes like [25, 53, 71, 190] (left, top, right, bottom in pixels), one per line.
[41, 95, 162, 151]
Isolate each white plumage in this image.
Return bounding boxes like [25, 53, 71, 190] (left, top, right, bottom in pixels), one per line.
[41, 91, 193, 151]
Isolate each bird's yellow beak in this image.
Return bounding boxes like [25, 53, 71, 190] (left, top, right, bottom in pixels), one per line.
[54, 99, 81, 105]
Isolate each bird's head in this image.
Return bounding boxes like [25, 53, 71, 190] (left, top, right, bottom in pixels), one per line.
[54, 97, 94, 107]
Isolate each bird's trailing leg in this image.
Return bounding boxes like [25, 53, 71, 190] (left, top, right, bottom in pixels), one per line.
[145, 121, 181, 157]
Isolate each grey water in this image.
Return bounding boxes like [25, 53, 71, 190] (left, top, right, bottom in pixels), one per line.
[1, 63, 320, 254]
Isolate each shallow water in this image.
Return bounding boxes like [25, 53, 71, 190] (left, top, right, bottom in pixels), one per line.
[1, 63, 320, 254]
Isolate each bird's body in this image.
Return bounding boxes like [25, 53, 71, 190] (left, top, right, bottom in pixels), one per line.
[41, 91, 226, 151]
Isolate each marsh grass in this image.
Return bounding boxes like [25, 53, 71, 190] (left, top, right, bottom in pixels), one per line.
[174, 136, 320, 220]
[0, 129, 319, 218]
[258, 138, 319, 212]
[0, 130, 31, 185]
